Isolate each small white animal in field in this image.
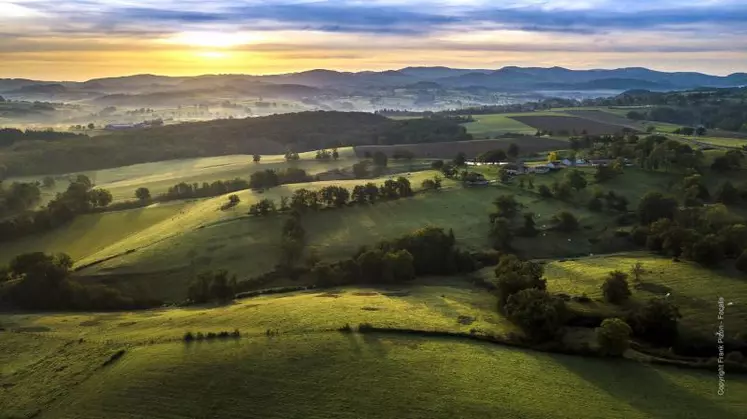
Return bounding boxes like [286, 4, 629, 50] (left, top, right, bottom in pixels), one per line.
[568, 238, 572, 242]
[665, 293, 671, 298]
[727, 302, 734, 306]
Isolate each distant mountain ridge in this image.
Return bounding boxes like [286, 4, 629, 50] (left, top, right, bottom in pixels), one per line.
[2, 66, 746, 98]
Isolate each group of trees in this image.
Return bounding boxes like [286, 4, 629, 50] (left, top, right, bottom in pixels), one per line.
[587, 189, 629, 213]
[249, 168, 312, 190]
[476, 144, 520, 163]
[314, 148, 340, 160]
[0, 252, 153, 310]
[0, 181, 42, 215]
[187, 270, 238, 304]
[626, 103, 747, 132]
[0, 175, 114, 242]
[633, 191, 747, 268]
[308, 227, 477, 287]
[0, 128, 87, 148]
[164, 179, 250, 200]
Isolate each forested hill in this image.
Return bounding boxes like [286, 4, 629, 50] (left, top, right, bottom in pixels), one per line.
[0, 111, 471, 176]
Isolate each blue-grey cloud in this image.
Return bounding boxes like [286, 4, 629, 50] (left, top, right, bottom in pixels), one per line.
[11, 0, 747, 36]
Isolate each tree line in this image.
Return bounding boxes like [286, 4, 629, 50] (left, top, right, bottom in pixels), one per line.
[0, 175, 114, 242]
[0, 252, 157, 310]
[0, 128, 87, 148]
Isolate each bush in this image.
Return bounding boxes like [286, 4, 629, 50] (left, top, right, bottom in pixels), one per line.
[596, 318, 632, 356]
[601, 271, 632, 304]
[184, 332, 195, 342]
[494, 254, 546, 308]
[538, 184, 552, 198]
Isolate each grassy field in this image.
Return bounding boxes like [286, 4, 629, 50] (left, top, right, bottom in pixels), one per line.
[73, 174, 614, 300]
[0, 202, 187, 266]
[354, 137, 569, 159]
[6, 148, 359, 206]
[542, 252, 747, 338]
[1, 282, 745, 419]
[462, 113, 541, 137]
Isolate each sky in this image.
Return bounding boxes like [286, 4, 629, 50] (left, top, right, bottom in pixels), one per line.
[1, 0, 746, 80]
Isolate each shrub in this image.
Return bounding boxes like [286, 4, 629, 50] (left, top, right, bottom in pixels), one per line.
[601, 271, 632, 304]
[183, 331, 195, 342]
[338, 323, 353, 333]
[596, 318, 632, 356]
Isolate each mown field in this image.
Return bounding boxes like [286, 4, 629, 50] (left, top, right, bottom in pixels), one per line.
[6, 148, 360, 206]
[462, 113, 546, 137]
[509, 115, 635, 135]
[1, 281, 745, 419]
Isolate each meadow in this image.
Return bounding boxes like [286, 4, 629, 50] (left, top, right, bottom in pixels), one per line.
[2, 281, 745, 419]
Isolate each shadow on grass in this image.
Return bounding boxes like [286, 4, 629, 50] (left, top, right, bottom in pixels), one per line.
[554, 354, 732, 418]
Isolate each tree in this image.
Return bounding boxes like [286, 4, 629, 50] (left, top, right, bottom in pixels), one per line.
[551, 211, 579, 232]
[430, 160, 445, 170]
[453, 152, 467, 167]
[638, 192, 678, 225]
[688, 234, 725, 267]
[352, 161, 370, 178]
[736, 250, 747, 273]
[507, 143, 520, 160]
[715, 181, 739, 205]
[42, 176, 56, 188]
[596, 318, 632, 356]
[505, 289, 567, 342]
[601, 270, 632, 304]
[492, 194, 521, 220]
[564, 169, 587, 191]
[89, 189, 113, 208]
[357, 249, 385, 283]
[253, 154, 261, 163]
[696, 126, 707, 136]
[209, 270, 237, 303]
[332, 148, 340, 160]
[518, 212, 538, 237]
[381, 249, 415, 283]
[373, 151, 388, 167]
[87, 123, 95, 130]
[627, 297, 681, 345]
[547, 151, 559, 162]
[538, 184, 552, 198]
[551, 180, 572, 199]
[228, 194, 240, 205]
[490, 217, 513, 251]
[494, 255, 546, 307]
[630, 262, 645, 283]
[135, 187, 151, 201]
[594, 165, 618, 182]
[284, 150, 300, 162]
[421, 179, 436, 190]
[478, 149, 507, 163]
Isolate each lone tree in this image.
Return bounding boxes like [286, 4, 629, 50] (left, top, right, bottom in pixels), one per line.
[507, 143, 520, 160]
[453, 152, 467, 167]
[630, 262, 645, 283]
[565, 169, 587, 191]
[253, 154, 261, 163]
[551, 211, 579, 232]
[135, 187, 151, 201]
[596, 318, 632, 356]
[638, 192, 678, 225]
[601, 270, 632, 304]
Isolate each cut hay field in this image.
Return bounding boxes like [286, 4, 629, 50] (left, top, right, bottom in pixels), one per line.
[6, 148, 359, 206]
[462, 113, 545, 137]
[355, 137, 568, 159]
[1, 282, 745, 419]
[542, 252, 747, 338]
[509, 114, 634, 135]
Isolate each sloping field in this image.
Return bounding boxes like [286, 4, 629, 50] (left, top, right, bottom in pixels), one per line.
[563, 109, 648, 131]
[2, 283, 745, 419]
[7, 148, 359, 206]
[462, 113, 539, 136]
[355, 137, 568, 159]
[0, 202, 187, 266]
[509, 115, 634, 135]
[543, 252, 747, 338]
[78, 182, 610, 300]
